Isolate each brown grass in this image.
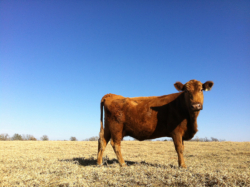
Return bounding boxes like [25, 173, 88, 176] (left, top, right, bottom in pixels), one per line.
[0, 141, 249, 186]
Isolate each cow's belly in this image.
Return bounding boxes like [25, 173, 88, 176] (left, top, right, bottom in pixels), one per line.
[123, 118, 160, 140]
[124, 125, 170, 140]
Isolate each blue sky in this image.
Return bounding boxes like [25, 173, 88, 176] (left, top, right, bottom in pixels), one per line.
[1, 1, 249, 141]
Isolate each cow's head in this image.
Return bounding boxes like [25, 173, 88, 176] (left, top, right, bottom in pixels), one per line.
[174, 80, 213, 112]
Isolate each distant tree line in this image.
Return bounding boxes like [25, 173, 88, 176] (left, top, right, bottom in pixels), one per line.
[83, 136, 99, 141]
[0, 134, 99, 141]
[161, 137, 225, 142]
[0, 133, 47, 141]
[190, 136, 226, 142]
[129, 137, 226, 142]
[0, 134, 225, 142]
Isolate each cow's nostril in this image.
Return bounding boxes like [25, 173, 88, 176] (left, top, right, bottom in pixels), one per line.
[191, 103, 202, 110]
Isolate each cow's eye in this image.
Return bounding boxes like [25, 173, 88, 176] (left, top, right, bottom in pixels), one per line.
[200, 89, 203, 92]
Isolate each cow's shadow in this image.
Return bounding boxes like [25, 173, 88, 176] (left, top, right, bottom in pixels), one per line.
[59, 157, 137, 167]
[59, 157, 175, 169]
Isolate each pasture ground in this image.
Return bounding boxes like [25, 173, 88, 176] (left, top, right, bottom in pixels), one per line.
[0, 141, 249, 186]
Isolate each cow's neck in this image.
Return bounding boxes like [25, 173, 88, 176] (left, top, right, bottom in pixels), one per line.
[187, 111, 199, 137]
[179, 92, 199, 138]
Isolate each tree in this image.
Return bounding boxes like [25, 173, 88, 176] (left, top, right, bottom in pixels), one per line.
[88, 136, 99, 141]
[204, 137, 210, 142]
[12, 133, 23, 140]
[193, 136, 200, 142]
[70, 137, 77, 141]
[29, 136, 37, 141]
[22, 134, 37, 141]
[211, 137, 219, 142]
[41, 135, 49, 141]
[0, 133, 9, 141]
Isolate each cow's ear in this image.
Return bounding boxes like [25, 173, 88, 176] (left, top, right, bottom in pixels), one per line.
[174, 82, 185, 91]
[203, 81, 214, 91]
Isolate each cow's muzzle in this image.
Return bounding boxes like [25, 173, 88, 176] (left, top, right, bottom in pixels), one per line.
[191, 102, 203, 111]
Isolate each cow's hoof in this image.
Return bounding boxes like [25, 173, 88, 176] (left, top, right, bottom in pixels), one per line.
[120, 163, 127, 167]
[180, 164, 187, 168]
[97, 163, 103, 167]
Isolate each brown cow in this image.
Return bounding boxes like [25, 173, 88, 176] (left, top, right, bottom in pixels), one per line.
[97, 79, 213, 168]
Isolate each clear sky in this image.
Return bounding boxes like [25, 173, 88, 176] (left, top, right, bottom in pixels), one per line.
[1, 1, 249, 141]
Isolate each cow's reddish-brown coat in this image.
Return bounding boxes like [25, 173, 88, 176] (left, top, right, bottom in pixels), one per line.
[97, 79, 213, 167]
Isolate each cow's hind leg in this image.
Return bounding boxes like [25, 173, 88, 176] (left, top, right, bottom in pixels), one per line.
[110, 138, 126, 167]
[97, 128, 111, 165]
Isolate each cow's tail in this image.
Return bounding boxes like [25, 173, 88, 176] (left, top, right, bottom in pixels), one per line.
[99, 97, 105, 140]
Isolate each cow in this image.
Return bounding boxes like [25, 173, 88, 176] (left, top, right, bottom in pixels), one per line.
[97, 79, 213, 168]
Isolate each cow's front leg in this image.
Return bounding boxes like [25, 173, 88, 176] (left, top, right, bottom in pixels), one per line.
[172, 134, 186, 168]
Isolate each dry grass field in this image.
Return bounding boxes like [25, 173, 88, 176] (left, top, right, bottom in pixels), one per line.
[0, 141, 249, 186]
